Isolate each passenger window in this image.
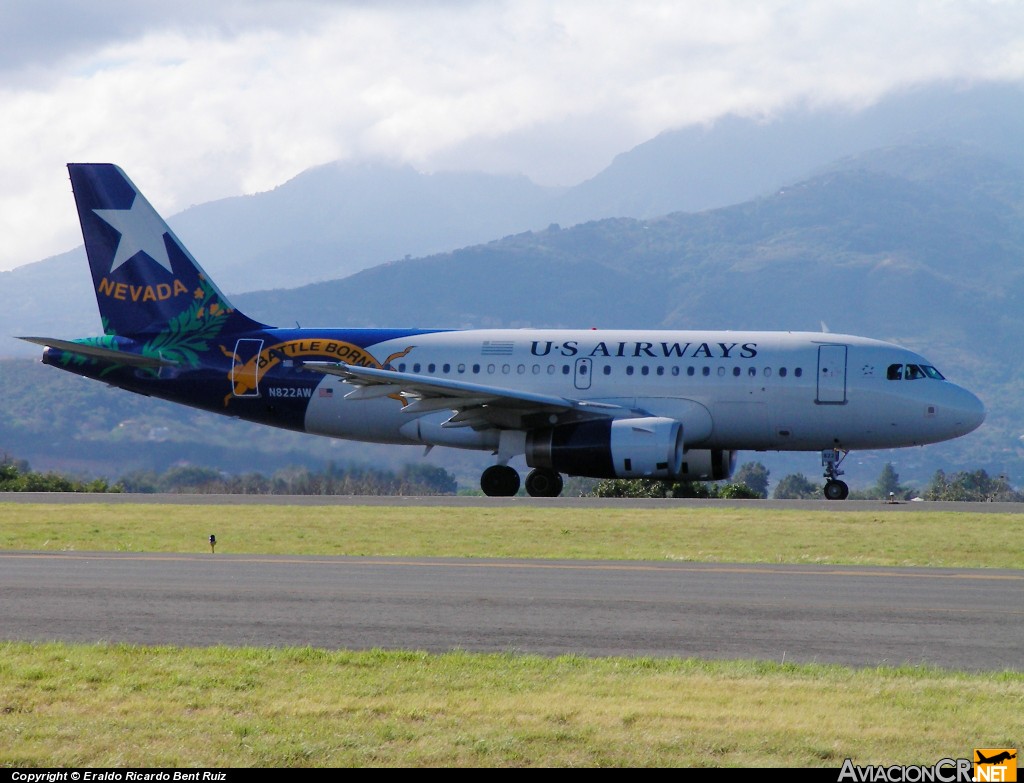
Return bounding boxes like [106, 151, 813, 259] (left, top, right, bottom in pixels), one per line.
[887, 364, 903, 381]
[795, 368, 803, 377]
[779, 367, 787, 377]
[702, 367, 710, 377]
[626, 366, 634, 376]
[603, 365, 611, 375]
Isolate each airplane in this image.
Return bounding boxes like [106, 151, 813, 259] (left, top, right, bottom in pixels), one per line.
[976, 751, 1016, 765]
[20, 163, 986, 499]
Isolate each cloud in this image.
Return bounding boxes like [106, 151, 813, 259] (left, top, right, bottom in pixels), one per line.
[2, 0, 1024, 271]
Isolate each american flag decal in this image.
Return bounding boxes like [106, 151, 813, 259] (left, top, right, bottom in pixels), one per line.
[319, 387, 333, 397]
[481, 340, 514, 355]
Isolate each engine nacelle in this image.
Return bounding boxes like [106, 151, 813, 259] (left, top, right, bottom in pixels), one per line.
[525, 417, 737, 481]
[526, 416, 684, 479]
[677, 447, 737, 482]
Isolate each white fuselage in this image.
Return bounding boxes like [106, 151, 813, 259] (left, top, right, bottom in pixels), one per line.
[299, 329, 985, 455]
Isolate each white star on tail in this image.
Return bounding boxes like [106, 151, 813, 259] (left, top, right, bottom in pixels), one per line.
[93, 192, 174, 274]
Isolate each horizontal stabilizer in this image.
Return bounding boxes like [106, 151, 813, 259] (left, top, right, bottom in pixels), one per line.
[18, 336, 179, 369]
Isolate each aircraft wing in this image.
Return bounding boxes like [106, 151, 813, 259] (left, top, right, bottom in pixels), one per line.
[18, 336, 179, 369]
[301, 360, 624, 428]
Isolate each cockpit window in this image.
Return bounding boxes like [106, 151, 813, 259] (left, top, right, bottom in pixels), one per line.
[905, 364, 926, 380]
[887, 363, 946, 381]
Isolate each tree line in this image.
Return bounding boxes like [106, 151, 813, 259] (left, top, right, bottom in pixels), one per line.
[0, 457, 121, 493]
[0, 456, 457, 496]
[588, 461, 1023, 502]
[766, 464, 1023, 502]
[3, 452, 1020, 500]
[730, 461, 1022, 502]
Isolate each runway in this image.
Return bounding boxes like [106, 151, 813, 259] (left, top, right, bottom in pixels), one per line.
[1, 550, 1020, 671]
[4, 491, 1024, 512]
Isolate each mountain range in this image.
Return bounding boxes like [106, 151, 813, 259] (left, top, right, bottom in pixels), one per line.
[2, 80, 1023, 491]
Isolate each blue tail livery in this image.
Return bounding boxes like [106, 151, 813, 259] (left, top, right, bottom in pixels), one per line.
[20, 164, 986, 498]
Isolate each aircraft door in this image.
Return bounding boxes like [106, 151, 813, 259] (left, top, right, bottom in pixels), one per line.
[574, 357, 593, 390]
[231, 338, 264, 398]
[816, 344, 847, 404]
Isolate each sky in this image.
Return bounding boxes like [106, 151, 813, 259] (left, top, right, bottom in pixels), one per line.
[2, 0, 1023, 272]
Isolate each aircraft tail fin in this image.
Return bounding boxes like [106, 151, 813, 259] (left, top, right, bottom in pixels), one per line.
[67, 163, 269, 337]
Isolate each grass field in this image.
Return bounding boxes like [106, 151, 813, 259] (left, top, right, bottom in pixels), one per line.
[1, 503, 1022, 567]
[1, 501, 1021, 768]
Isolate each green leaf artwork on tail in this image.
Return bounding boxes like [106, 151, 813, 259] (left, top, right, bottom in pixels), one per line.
[58, 325, 121, 377]
[56, 275, 234, 376]
[141, 274, 232, 367]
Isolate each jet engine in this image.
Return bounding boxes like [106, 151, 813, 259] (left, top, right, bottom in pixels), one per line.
[525, 416, 736, 481]
[677, 446, 736, 482]
[523, 416, 732, 482]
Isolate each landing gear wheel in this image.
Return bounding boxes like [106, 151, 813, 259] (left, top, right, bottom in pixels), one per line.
[480, 464, 521, 497]
[823, 480, 849, 501]
[821, 448, 850, 501]
[525, 468, 564, 498]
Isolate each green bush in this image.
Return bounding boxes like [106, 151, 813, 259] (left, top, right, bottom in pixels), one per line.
[593, 478, 758, 499]
[0, 456, 121, 493]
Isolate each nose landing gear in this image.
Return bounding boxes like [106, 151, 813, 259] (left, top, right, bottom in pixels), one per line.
[822, 448, 849, 500]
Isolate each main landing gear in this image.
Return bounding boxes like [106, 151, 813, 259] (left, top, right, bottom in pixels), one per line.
[524, 467, 563, 498]
[480, 465, 564, 497]
[822, 448, 850, 500]
[480, 464, 519, 497]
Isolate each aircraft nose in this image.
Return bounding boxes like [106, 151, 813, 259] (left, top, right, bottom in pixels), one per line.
[948, 385, 986, 437]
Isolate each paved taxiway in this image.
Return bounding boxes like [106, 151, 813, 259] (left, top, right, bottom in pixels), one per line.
[3, 495, 1021, 669]
[1, 548, 1020, 671]
[4, 492, 1024, 512]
